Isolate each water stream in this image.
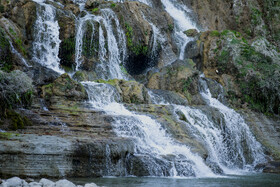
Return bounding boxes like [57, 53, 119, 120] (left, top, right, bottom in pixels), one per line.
[83, 82, 216, 177]
[30, 0, 267, 178]
[75, 9, 127, 79]
[160, 0, 198, 59]
[32, 0, 64, 73]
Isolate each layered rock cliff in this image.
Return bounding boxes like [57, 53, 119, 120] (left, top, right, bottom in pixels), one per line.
[0, 0, 279, 178]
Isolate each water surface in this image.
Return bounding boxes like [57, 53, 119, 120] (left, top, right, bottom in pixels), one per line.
[72, 174, 280, 187]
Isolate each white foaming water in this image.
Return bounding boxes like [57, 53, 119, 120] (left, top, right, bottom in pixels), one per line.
[148, 78, 266, 175]
[161, 0, 197, 59]
[83, 81, 216, 177]
[75, 9, 127, 79]
[32, 0, 64, 73]
[197, 76, 266, 172]
[141, 14, 165, 59]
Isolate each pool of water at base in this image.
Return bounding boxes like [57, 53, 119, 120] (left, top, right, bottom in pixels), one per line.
[70, 173, 280, 187]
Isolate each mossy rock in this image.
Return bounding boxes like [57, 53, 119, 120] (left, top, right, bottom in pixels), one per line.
[0, 132, 13, 140]
[96, 79, 150, 104]
[0, 28, 13, 72]
[201, 30, 280, 114]
[0, 70, 34, 110]
[4, 110, 32, 130]
[73, 71, 87, 82]
[184, 29, 199, 37]
[41, 73, 88, 101]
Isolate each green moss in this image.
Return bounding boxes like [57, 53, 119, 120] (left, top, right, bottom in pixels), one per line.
[110, 3, 116, 8]
[214, 30, 280, 114]
[59, 37, 76, 70]
[0, 132, 13, 140]
[168, 24, 174, 32]
[81, 21, 98, 59]
[5, 110, 31, 130]
[73, 71, 87, 82]
[8, 27, 26, 55]
[91, 8, 99, 14]
[0, 28, 13, 72]
[96, 79, 120, 86]
[120, 65, 128, 75]
[210, 30, 220, 37]
[42, 83, 53, 100]
[124, 22, 148, 56]
[251, 8, 262, 25]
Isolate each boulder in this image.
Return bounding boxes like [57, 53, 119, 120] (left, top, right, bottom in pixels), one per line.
[65, 4, 80, 16]
[263, 161, 280, 174]
[147, 59, 199, 104]
[55, 179, 76, 187]
[1, 177, 28, 187]
[184, 29, 199, 37]
[0, 70, 33, 109]
[28, 181, 42, 187]
[84, 183, 98, 187]
[97, 79, 150, 104]
[85, 0, 103, 9]
[41, 73, 88, 102]
[39, 178, 55, 187]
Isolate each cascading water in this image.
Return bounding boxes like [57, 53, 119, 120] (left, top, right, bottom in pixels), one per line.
[148, 77, 266, 175]
[83, 82, 216, 177]
[32, 0, 64, 73]
[196, 76, 266, 172]
[161, 0, 198, 59]
[75, 9, 127, 79]
[141, 14, 164, 60]
[30, 0, 267, 178]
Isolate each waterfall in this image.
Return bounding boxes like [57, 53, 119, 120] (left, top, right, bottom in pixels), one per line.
[8, 40, 31, 67]
[161, 0, 198, 59]
[75, 9, 127, 80]
[32, 0, 64, 73]
[141, 13, 164, 60]
[196, 76, 266, 172]
[83, 82, 216, 177]
[29, 0, 266, 178]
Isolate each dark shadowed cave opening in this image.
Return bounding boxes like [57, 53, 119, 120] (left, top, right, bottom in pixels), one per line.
[125, 52, 160, 76]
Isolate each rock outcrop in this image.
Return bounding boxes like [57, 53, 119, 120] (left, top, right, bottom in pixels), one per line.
[0, 0, 279, 179]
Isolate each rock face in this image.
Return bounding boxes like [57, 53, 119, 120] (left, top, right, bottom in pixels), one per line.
[0, 70, 33, 110]
[0, 0, 279, 179]
[147, 59, 201, 104]
[41, 73, 88, 103]
[0, 102, 135, 178]
[199, 30, 280, 115]
[97, 79, 150, 104]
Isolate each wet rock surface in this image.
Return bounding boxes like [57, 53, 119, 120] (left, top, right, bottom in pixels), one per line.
[0, 0, 279, 179]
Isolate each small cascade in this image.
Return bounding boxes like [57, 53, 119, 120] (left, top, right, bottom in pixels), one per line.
[32, 0, 64, 73]
[8, 40, 31, 67]
[196, 75, 266, 171]
[141, 14, 164, 59]
[83, 81, 216, 177]
[148, 79, 266, 174]
[105, 144, 112, 175]
[161, 0, 198, 59]
[75, 9, 127, 80]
